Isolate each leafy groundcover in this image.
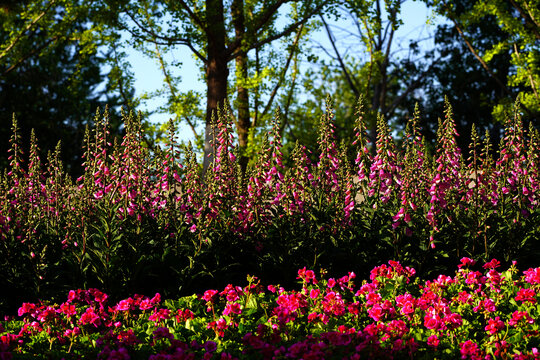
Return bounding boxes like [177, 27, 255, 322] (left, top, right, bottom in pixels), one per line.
[1, 259, 539, 359]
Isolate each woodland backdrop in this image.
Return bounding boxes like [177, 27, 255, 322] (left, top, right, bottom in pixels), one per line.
[1, 0, 538, 172]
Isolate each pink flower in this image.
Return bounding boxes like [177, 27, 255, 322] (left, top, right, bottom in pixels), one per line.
[367, 304, 383, 322]
[485, 316, 504, 335]
[223, 302, 242, 316]
[460, 340, 481, 359]
[427, 335, 439, 348]
[93, 190, 104, 199]
[458, 257, 476, 268]
[297, 268, 317, 284]
[424, 314, 440, 330]
[116, 298, 133, 311]
[18, 303, 36, 317]
[309, 289, 320, 299]
[78, 308, 101, 327]
[139, 299, 153, 311]
[150, 293, 161, 305]
[58, 303, 77, 317]
[202, 290, 219, 303]
[515, 288, 537, 303]
[508, 310, 534, 326]
[327, 278, 336, 288]
[524, 268, 540, 284]
[483, 259, 501, 269]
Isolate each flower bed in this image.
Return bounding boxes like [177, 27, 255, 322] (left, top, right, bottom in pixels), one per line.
[2, 101, 540, 313]
[1, 259, 539, 359]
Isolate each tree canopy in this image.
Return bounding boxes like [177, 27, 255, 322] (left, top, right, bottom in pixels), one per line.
[0, 0, 538, 173]
[0, 0, 133, 173]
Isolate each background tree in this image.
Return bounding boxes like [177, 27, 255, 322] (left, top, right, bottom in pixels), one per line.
[0, 0, 135, 174]
[425, 0, 539, 128]
[280, 0, 437, 158]
[406, 1, 515, 152]
[104, 0, 333, 174]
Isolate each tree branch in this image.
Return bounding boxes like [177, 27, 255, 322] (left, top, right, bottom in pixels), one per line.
[153, 42, 199, 138]
[385, 60, 438, 119]
[177, 0, 207, 34]
[450, 16, 512, 96]
[446, 5, 535, 117]
[0, 0, 56, 61]
[508, 0, 540, 40]
[320, 14, 360, 98]
[125, 11, 208, 63]
[513, 43, 539, 101]
[2, 36, 58, 76]
[228, 0, 329, 59]
[260, 24, 304, 121]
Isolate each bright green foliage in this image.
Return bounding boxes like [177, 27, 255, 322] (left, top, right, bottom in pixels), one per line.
[427, 0, 540, 122]
[98, 0, 332, 167]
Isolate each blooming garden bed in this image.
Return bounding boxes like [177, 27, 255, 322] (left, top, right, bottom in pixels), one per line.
[1, 100, 540, 358]
[1, 259, 539, 359]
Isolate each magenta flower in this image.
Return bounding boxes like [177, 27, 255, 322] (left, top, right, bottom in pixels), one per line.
[508, 310, 534, 326]
[78, 308, 101, 327]
[297, 268, 317, 284]
[515, 288, 537, 303]
[524, 268, 540, 284]
[116, 298, 133, 312]
[460, 340, 482, 359]
[427, 335, 439, 348]
[485, 316, 505, 335]
[309, 289, 320, 299]
[458, 257, 477, 268]
[17, 303, 36, 317]
[424, 313, 440, 330]
[223, 302, 242, 316]
[139, 299, 153, 311]
[58, 303, 77, 317]
[202, 290, 219, 303]
[483, 259, 501, 269]
[367, 304, 383, 322]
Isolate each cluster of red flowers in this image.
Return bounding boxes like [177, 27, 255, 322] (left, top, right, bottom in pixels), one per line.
[1, 259, 539, 359]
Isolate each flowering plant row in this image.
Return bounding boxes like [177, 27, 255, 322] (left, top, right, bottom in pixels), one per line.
[1, 259, 539, 359]
[1, 99, 539, 311]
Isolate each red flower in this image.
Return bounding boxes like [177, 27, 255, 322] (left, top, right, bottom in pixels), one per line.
[17, 303, 36, 317]
[427, 335, 439, 348]
[458, 257, 476, 268]
[149, 308, 171, 322]
[115, 298, 133, 312]
[483, 259, 501, 270]
[202, 290, 219, 303]
[79, 308, 101, 327]
[485, 316, 504, 335]
[176, 309, 195, 322]
[58, 303, 77, 317]
[515, 288, 537, 304]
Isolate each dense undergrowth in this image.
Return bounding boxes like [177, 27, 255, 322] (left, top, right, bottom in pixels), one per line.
[0, 99, 539, 315]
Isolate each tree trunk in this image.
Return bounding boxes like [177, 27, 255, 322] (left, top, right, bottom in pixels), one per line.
[203, 0, 229, 175]
[232, 0, 250, 176]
